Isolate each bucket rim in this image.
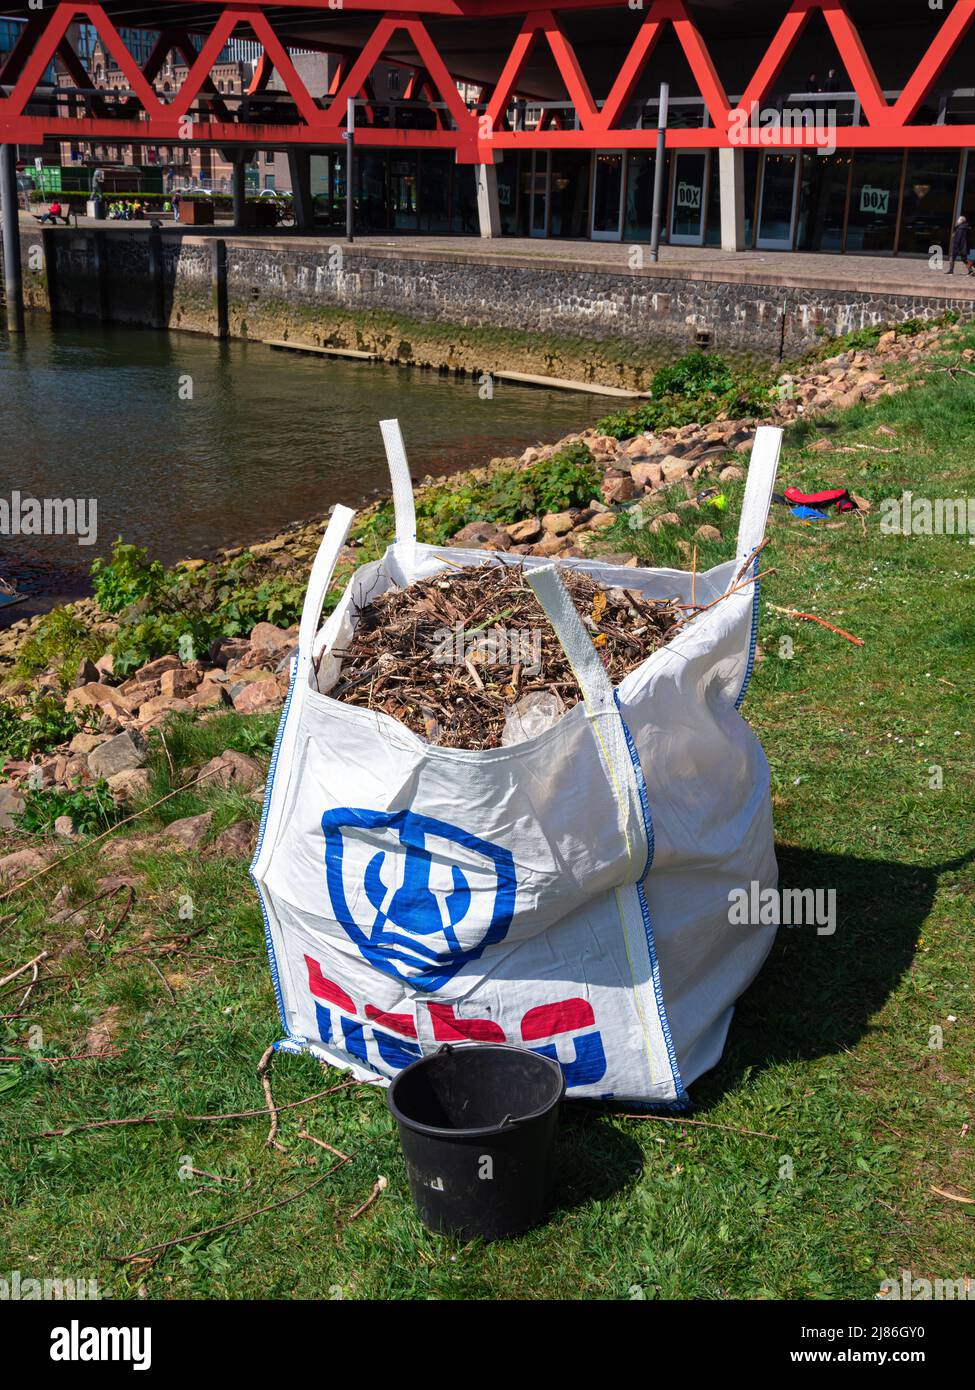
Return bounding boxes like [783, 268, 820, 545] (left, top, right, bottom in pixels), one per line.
[386, 1042, 565, 1139]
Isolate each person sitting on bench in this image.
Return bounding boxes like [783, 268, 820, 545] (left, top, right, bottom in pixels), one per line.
[35, 199, 64, 225]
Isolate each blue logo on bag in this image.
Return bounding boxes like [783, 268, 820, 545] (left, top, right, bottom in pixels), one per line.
[321, 808, 517, 990]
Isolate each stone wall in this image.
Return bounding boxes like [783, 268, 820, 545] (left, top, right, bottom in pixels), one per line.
[13, 227, 975, 388]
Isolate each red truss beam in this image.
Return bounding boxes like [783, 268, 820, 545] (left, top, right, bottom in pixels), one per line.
[1, 0, 974, 161]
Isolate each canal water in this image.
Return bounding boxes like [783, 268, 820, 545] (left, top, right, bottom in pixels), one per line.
[0, 318, 606, 617]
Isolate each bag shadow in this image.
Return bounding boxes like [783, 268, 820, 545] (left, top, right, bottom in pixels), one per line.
[690, 842, 975, 1107]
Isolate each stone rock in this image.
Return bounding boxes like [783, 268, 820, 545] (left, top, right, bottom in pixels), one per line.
[137, 695, 195, 725]
[107, 767, 152, 802]
[94, 653, 115, 680]
[601, 475, 635, 505]
[232, 680, 284, 715]
[541, 511, 575, 536]
[69, 732, 110, 756]
[588, 513, 616, 531]
[447, 521, 511, 550]
[211, 820, 257, 859]
[631, 461, 664, 491]
[200, 749, 264, 791]
[74, 658, 100, 688]
[648, 512, 681, 533]
[65, 682, 130, 716]
[0, 847, 47, 885]
[533, 532, 570, 557]
[135, 655, 182, 681]
[0, 784, 26, 830]
[505, 517, 541, 543]
[718, 465, 746, 482]
[88, 732, 144, 781]
[209, 636, 251, 669]
[694, 524, 723, 543]
[54, 815, 76, 840]
[160, 666, 201, 699]
[247, 622, 298, 661]
[161, 811, 213, 851]
[877, 330, 898, 352]
[186, 680, 230, 710]
[659, 456, 689, 483]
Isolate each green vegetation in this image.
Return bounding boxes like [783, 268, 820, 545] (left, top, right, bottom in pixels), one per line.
[0, 695, 80, 762]
[596, 350, 774, 441]
[1, 324, 973, 1299]
[352, 441, 602, 559]
[16, 607, 102, 690]
[14, 781, 120, 837]
[91, 540, 306, 677]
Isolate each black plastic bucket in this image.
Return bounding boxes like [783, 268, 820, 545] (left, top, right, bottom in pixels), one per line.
[387, 1043, 565, 1241]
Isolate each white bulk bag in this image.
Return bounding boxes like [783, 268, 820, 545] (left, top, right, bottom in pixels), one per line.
[251, 421, 782, 1106]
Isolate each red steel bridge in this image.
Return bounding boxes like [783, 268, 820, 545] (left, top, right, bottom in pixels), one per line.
[0, 0, 974, 160]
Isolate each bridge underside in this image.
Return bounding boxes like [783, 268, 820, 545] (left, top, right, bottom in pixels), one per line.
[1, 1, 975, 161]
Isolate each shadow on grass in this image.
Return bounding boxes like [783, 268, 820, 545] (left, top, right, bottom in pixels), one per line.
[549, 1107, 646, 1215]
[691, 842, 975, 1108]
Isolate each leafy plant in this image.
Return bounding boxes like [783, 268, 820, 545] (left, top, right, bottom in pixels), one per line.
[16, 607, 102, 689]
[90, 539, 165, 614]
[0, 696, 80, 761]
[14, 781, 121, 836]
[596, 351, 774, 441]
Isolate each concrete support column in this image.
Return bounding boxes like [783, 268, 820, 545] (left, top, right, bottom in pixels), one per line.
[288, 149, 314, 230]
[1, 144, 25, 333]
[232, 158, 247, 227]
[210, 237, 228, 338]
[475, 160, 501, 239]
[719, 146, 746, 253]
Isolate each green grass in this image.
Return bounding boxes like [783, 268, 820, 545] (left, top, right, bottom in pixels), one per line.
[1, 330, 973, 1299]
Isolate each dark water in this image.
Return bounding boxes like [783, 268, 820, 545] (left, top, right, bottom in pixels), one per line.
[0, 318, 604, 617]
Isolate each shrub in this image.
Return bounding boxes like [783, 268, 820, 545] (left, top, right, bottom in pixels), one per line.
[15, 782, 120, 836]
[90, 539, 165, 614]
[0, 696, 80, 761]
[16, 608, 102, 688]
[596, 351, 774, 441]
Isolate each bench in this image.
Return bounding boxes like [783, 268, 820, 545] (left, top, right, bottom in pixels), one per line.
[33, 201, 81, 228]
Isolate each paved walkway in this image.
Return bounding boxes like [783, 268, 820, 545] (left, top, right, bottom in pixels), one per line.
[22, 211, 975, 300]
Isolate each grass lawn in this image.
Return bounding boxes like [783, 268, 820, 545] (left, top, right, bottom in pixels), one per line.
[1, 328, 973, 1301]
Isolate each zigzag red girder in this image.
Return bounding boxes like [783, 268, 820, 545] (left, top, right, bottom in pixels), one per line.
[1, 0, 974, 162]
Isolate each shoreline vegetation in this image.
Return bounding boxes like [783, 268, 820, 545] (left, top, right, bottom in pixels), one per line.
[1, 308, 973, 1297]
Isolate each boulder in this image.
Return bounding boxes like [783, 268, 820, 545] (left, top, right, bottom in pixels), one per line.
[631, 461, 664, 491]
[601, 475, 635, 505]
[211, 820, 257, 859]
[134, 654, 182, 682]
[137, 694, 195, 725]
[107, 767, 152, 802]
[505, 517, 542, 544]
[65, 682, 130, 716]
[160, 666, 201, 699]
[88, 732, 144, 781]
[0, 847, 47, 885]
[232, 680, 285, 715]
[0, 784, 26, 830]
[648, 512, 681, 534]
[247, 622, 298, 662]
[161, 811, 213, 851]
[74, 658, 100, 688]
[447, 521, 511, 550]
[540, 511, 575, 536]
[659, 456, 689, 483]
[199, 749, 264, 791]
[718, 465, 746, 482]
[694, 524, 723, 543]
[533, 532, 570, 557]
[69, 732, 110, 756]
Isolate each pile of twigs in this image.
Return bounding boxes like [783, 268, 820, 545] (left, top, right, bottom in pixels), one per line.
[330, 561, 684, 749]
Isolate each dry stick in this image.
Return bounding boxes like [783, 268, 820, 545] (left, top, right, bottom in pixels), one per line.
[257, 1043, 285, 1151]
[35, 1078, 363, 1139]
[147, 957, 177, 1005]
[690, 544, 697, 611]
[731, 536, 771, 588]
[767, 603, 865, 647]
[114, 1161, 350, 1263]
[0, 950, 49, 991]
[674, 568, 777, 625]
[0, 763, 231, 906]
[298, 1127, 352, 1163]
[930, 1185, 974, 1206]
[346, 1175, 387, 1223]
[619, 1113, 781, 1141]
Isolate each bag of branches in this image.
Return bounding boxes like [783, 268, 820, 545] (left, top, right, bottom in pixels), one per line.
[252, 421, 782, 1106]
